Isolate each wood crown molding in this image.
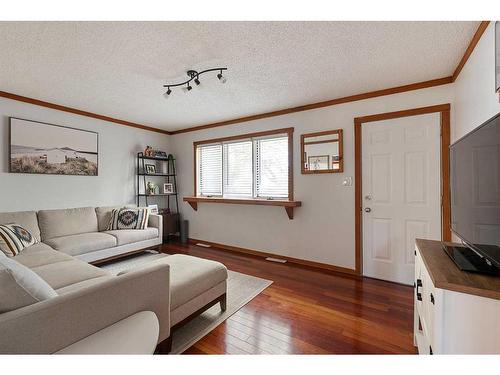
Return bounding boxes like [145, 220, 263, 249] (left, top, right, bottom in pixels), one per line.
[0, 21, 488, 136]
[170, 20, 489, 135]
[0, 90, 170, 135]
[170, 76, 453, 134]
[452, 21, 490, 82]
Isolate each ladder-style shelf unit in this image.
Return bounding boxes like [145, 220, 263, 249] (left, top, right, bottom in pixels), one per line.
[137, 152, 180, 236]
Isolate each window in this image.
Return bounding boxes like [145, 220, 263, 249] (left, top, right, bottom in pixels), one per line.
[195, 128, 293, 200]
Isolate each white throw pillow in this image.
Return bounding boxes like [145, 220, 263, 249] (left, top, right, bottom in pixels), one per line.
[0, 255, 57, 313]
[0, 223, 38, 257]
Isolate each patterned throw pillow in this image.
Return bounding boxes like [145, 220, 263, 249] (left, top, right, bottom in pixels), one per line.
[0, 224, 38, 257]
[107, 208, 150, 230]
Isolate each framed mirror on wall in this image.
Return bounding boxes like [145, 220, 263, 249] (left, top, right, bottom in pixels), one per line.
[301, 129, 343, 174]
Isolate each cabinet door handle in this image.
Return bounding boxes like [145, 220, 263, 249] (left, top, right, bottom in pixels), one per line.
[430, 293, 435, 305]
[416, 279, 422, 301]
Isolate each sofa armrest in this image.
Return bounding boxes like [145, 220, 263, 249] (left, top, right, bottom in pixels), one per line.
[0, 262, 170, 354]
[148, 214, 163, 242]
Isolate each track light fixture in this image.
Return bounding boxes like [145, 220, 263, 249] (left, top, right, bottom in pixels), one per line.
[163, 67, 227, 98]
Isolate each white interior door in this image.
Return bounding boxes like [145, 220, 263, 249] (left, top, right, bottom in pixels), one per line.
[362, 113, 442, 285]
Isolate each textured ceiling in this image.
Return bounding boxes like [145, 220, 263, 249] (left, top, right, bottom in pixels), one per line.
[0, 21, 478, 131]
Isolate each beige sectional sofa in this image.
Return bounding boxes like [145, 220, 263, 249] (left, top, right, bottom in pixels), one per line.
[0, 206, 228, 354]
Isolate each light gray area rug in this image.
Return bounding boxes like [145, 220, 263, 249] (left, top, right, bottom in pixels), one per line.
[100, 250, 272, 354]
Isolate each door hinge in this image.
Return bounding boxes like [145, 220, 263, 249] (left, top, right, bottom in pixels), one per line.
[430, 293, 435, 304]
[429, 346, 433, 355]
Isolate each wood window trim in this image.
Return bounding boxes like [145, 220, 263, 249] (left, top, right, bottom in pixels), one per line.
[188, 127, 301, 219]
[301, 129, 344, 174]
[353, 103, 452, 276]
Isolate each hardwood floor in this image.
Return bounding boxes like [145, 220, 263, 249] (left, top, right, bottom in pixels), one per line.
[161, 242, 417, 354]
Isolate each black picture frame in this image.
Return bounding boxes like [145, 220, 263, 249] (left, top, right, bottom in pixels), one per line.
[145, 164, 156, 174]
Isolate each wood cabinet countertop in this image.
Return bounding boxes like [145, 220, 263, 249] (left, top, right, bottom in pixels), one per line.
[415, 239, 500, 301]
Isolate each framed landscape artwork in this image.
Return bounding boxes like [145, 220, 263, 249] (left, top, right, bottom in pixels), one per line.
[9, 118, 98, 176]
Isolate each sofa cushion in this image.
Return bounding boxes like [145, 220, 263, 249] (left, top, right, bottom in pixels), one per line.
[126, 254, 227, 310]
[31, 258, 111, 290]
[44, 232, 117, 256]
[55, 275, 114, 295]
[0, 254, 57, 313]
[38, 207, 98, 241]
[0, 211, 41, 242]
[0, 223, 38, 257]
[105, 228, 159, 246]
[95, 205, 135, 232]
[14, 243, 74, 268]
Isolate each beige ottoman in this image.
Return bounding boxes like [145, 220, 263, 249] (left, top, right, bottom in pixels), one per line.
[154, 254, 228, 353]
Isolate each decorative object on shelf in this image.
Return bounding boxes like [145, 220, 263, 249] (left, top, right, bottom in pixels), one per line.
[163, 183, 174, 194]
[159, 208, 171, 215]
[147, 204, 159, 215]
[163, 68, 228, 98]
[9, 117, 98, 176]
[144, 146, 154, 157]
[145, 164, 156, 174]
[146, 181, 158, 195]
[155, 151, 168, 158]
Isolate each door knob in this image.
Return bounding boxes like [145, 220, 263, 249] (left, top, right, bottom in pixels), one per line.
[364, 207, 371, 213]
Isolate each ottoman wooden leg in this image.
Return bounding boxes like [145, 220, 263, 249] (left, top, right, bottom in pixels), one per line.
[220, 293, 227, 312]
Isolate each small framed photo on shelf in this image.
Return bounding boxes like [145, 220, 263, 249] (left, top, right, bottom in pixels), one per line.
[163, 183, 174, 194]
[155, 151, 168, 158]
[147, 204, 159, 215]
[145, 164, 156, 174]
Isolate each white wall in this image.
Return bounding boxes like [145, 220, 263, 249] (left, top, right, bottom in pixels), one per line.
[451, 22, 500, 243]
[171, 84, 454, 270]
[453, 23, 500, 142]
[0, 98, 170, 212]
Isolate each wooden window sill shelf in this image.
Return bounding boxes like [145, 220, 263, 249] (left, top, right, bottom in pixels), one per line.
[183, 196, 302, 219]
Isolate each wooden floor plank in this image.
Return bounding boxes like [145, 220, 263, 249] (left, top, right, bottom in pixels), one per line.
[161, 242, 417, 354]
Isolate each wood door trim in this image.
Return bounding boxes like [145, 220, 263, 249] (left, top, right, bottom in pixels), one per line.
[452, 21, 490, 82]
[354, 104, 452, 275]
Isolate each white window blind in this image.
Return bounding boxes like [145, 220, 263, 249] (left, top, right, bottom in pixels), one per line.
[196, 132, 290, 199]
[255, 136, 289, 198]
[223, 140, 253, 197]
[197, 144, 222, 196]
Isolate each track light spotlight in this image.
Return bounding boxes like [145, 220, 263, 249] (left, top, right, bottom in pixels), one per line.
[217, 70, 227, 84]
[194, 77, 201, 85]
[163, 87, 171, 99]
[183, 83, 192, 93]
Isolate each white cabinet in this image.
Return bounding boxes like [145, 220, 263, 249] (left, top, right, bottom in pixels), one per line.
[414, 241, 500, 354]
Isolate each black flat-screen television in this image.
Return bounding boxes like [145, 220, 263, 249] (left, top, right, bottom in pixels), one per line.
[448, 112, 500, 275]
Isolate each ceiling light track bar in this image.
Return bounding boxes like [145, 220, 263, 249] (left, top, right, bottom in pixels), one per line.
[163, 67, 228, 88]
